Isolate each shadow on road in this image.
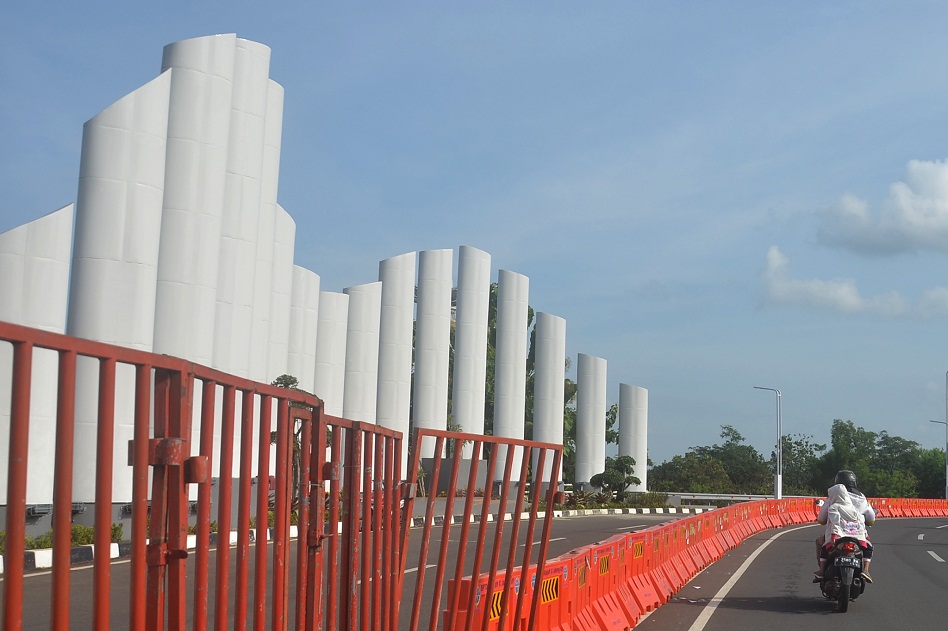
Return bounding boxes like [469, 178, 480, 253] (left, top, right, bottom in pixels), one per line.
[669, 594, 839, 615]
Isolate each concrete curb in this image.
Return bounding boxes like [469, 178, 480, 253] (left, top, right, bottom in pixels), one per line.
[6, 507, 706, 574]
[10, 526, 300, 574]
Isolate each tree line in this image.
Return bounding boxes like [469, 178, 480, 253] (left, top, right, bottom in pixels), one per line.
[648, 420, 947, 498]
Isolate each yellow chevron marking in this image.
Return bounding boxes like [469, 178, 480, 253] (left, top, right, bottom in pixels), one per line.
[540, 576, 560, 603]
[489, 591, 503, 620]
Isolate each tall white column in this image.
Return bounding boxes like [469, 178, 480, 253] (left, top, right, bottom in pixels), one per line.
[575, 353, 607, 488]
[153, 34, 237, 366]
[251, 80, 286, 382]
[532, 312, 566, 486]
[213, 39, 271, 377]
[377, 252, 416, 474]
[287, 266, 320, 393]
[0, 206, 74, 504]
[493, 270, 529, 482]
[266, 206, 296, 382]
[68, 72, 173, 503]
[314, 291, 349, 417]
[618, 384, 648, 492]
[342, 282, 382, 423]
[452, 246, 491, 459]
[412, 249, 453, 458]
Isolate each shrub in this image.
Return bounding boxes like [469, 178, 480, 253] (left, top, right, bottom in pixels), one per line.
[626, 492, 670, 509]
[71, 524, 95, 546]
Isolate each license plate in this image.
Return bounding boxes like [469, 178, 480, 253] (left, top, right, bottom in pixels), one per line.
[835, 556, 860, 568]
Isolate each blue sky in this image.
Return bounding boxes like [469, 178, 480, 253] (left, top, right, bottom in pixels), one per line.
[4, 2, 948, 465]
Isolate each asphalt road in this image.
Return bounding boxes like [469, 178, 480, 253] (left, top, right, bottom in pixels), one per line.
[641, 517, 948, 631]
[4, 514, 945, 629]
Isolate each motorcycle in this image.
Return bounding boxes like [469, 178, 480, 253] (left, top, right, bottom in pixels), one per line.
[818, 536, 867, 612]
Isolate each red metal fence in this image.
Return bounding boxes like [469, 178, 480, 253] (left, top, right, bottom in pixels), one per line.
[0, 321, 563, 630]
[399, 428, 563, 631]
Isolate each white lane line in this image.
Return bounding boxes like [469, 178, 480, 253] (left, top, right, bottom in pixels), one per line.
[618, 525, 649, 531]
[937, 524, 948, 529]
[928, 551, 946, 563]
[918, 534, 925, 541]
[523, 537, 566, 547]
[686, 525, 813, 631]
[404, 564, 437, 575]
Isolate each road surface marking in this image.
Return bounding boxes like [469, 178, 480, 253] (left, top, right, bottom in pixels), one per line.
[918, 534, 925, 540]
[686, 525, 813, 631]
[618, 525, 649, 530]
[403, 564, 438, 574]
[928, 551, 946, 563]
[937, 524, 948, 529]
[524, 537, 566, 547]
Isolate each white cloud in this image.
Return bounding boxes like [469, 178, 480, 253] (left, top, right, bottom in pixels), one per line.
[818, 159, 948, 255]
[763, 245, 911, 316]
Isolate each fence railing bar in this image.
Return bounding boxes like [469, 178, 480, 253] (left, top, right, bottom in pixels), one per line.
[250, 393, 270, 631]
[51, 348, 76, 631]
[445, 440, 482, 631]
[93, 357, 117, 630]
[213, 384, 237, 631]
[233, 390, 256, 629]
[193, 379, 217, 630]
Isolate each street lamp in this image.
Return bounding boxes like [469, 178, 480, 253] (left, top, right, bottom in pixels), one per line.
[932, 368, 948, 500]
[754, 386, 782, 500]
[931, 420, 948, 501]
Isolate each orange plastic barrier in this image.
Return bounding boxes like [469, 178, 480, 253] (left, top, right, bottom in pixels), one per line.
[442, 495, 948, 631]
[586, 538, 636, 630]
[526, 559, 572, 631]
[625, 532, 661, 614]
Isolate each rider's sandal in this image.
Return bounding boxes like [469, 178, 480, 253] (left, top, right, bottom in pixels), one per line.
[861, 572, 872, 583]
[812, 573, 823, 583]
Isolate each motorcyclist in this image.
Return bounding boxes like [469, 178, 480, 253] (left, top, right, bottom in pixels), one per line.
[814, 470, 875, 582]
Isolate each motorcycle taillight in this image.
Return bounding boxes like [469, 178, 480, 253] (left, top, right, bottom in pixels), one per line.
[840, 542, 857, 553]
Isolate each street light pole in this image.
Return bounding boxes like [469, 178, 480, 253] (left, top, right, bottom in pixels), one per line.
[754, 386, 782, 500]
[932, 369, 948, 501]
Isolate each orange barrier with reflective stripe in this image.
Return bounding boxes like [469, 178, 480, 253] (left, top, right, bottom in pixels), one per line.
[443, 495, 948, 630]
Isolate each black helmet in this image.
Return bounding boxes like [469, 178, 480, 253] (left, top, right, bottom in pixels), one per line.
[834, 470, 858, 493]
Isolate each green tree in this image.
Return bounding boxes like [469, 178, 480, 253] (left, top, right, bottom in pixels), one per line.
[692, 425, 771, 494]
[913, 448, 947, 498]
[649, 453, 733, 494]
[777, 433, 826, 496]
[817, 420, 877, 488]
[590, 455, 640, 501]
[605, 403, 620, 446]
[270, 374, 311, 508]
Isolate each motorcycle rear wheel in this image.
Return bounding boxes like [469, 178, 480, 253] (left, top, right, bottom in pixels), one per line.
[838, 583, 850, 612]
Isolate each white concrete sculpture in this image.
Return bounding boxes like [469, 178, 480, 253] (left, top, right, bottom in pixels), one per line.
[67, 72, 174, 503]
[266, 206, 296, 382]
[0, 205, 74, 504]
[493, 270, 529, 482]
[412, 249, 453, 458]
[213, 39, 271, 378]
[342, 282, 382, 423]
[67, 72, 170, 350]
[377, 252, 417, 474]
[575, 353, 607, 488]
[618, 384, 648, 492]
[314, 291, 350, 417]
[532, 312, 566, 486]
[0, 33, 659, 517]
[287, 266, 320, 393]
[251, 81, 286, 381]
[153, 34, 237, 367]
[452, 246, 491, 459]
